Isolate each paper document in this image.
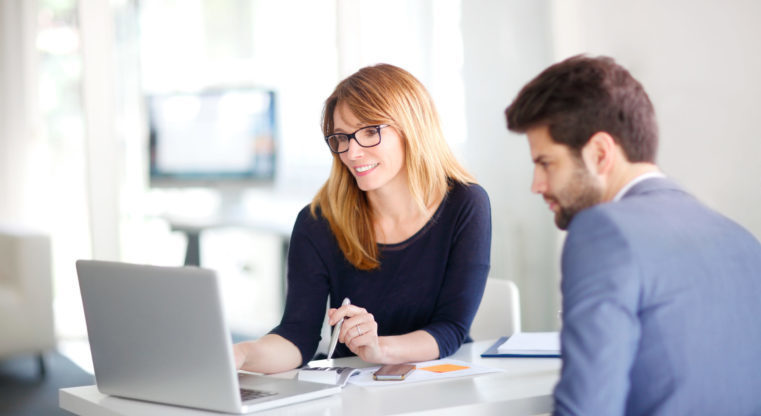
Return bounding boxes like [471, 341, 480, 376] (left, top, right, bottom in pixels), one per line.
[347, 359, 502, 387]
[497, 332, 560, 355]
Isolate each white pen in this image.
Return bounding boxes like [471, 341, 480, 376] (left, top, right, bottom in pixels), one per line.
[326, 297, 351, 360]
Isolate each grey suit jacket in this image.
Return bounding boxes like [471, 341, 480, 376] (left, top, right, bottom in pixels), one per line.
[553, 177, 761, 415]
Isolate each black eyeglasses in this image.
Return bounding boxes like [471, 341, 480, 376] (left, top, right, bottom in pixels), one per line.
[324, 124, 389, 154]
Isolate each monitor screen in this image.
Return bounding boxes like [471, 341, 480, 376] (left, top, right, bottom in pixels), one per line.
[147, 88, 276, 187]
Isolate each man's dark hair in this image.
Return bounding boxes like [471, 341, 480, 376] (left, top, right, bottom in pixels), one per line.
[505, 55, 658, 162]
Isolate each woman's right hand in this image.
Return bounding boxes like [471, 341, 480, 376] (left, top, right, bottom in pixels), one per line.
[329, 303, 384, 363]
[327, 304, 439, 364]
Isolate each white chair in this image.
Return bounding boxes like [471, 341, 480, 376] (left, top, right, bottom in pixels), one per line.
[0, 224, 56, 376]
[470, 277, 522, 341]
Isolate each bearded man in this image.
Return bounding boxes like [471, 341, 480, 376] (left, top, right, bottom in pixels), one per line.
[505, 55, 761, 416]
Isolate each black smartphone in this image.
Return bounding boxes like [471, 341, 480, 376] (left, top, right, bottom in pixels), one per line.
[372, 364, 416, 381]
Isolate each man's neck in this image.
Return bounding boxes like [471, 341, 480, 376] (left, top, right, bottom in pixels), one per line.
[603, 162, 660, 202]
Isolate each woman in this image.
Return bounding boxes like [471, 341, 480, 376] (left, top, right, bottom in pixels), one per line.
[234, 64, 491, 373]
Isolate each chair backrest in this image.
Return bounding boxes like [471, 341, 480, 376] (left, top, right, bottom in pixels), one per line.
[470, 278, 521, 341]
[0, 225, 55, 357]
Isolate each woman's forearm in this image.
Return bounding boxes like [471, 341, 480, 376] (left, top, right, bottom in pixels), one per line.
[235, 334, 302, 374]
[377, 330, 440, 364]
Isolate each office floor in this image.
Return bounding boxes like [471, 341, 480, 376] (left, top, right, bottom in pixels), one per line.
[0, 350, 94, 416]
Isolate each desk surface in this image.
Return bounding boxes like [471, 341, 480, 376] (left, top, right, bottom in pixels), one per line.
[60, 340, 560, 416]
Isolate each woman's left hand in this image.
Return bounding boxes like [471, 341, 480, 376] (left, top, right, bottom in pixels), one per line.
[328, 303, 384, 362]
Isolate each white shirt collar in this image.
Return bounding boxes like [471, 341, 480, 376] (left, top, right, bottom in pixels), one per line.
[613, 171, 666, 202]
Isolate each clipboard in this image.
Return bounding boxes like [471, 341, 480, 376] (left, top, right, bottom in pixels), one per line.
[480, 336, 561, 358]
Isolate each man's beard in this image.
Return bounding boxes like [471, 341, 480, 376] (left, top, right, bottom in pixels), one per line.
[548, 166, 604, 230]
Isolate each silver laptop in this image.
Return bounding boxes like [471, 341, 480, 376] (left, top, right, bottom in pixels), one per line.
[76, 260, 341, 413]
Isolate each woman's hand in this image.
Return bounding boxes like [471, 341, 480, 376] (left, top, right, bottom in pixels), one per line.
[328, 304, 384, 363]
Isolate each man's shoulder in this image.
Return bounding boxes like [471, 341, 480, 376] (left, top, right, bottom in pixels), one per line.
[573, 178, 690, 227]
[563, 181, 691, 257]
[568, 178, 761, 254]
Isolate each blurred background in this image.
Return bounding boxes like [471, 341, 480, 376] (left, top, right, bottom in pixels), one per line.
[1, 0, 760, 379]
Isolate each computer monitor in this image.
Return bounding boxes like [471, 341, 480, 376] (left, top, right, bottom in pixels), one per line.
[147, 87, 276, 188]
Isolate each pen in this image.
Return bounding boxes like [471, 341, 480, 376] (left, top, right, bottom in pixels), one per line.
[326, 297, 350, 360]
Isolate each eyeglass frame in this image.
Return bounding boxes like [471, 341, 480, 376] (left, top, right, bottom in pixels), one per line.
[324, 124, 390, 154]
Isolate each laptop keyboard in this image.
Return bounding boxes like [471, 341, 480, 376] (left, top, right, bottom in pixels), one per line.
[240, 388, 278, 402]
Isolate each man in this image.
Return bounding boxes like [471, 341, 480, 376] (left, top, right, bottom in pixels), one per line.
[505, 55, 761, 415]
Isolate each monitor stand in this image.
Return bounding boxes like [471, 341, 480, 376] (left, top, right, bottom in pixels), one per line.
[216, 187, 248, 222]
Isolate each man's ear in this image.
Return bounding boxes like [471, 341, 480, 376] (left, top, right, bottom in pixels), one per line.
[581, 131, 617, 175]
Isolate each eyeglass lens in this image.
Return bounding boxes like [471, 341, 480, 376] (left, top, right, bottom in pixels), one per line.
[327, 125, 382, 153]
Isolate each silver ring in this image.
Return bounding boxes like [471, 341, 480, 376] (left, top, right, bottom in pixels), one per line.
[356, 325, 363, 336]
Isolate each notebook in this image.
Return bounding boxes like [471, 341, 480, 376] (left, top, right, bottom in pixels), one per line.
[76, 260, 341, 414]
[481, 332, 561, 358]
[497, 332, 559, 355]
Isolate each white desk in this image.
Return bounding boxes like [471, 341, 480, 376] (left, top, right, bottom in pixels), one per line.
[60, 340, 560, 415]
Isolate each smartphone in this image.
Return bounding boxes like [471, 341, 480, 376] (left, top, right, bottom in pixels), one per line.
[372, 364, 416, 381]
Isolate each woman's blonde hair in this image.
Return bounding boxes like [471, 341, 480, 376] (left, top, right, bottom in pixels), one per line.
[311, 64, 474, 270]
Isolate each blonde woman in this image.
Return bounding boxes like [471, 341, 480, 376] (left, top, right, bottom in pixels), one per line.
[234, 64, 491, 373]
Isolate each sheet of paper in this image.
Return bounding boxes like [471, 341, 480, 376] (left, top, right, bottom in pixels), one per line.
[347, 359, 502, 387]
[497, 331, 560, 354]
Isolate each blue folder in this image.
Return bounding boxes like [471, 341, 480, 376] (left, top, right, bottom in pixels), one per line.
[480, 336, 561, 358]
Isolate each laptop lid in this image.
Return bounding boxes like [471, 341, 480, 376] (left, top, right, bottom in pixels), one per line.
[76, 260, 340, 413]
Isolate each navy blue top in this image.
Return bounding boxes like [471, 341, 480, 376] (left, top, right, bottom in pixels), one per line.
[270, 181, 491, 366]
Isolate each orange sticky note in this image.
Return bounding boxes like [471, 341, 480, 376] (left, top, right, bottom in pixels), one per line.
[419, 364, 470, 373]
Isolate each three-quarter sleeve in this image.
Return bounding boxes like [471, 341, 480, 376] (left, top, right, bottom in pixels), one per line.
[269, 207, 331, 367]
[422, 184, 492, 357]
